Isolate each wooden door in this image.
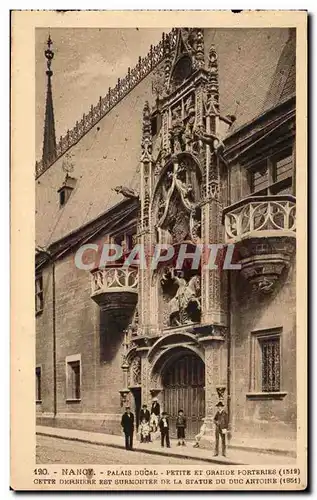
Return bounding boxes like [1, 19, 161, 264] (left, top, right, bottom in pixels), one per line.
[163, 353, 205, 439]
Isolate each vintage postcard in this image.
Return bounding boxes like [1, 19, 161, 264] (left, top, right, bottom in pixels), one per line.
[11, 10, 307, 491]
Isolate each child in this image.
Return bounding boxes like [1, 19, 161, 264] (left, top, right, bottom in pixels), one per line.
[193, 417, 207, 448]
[176, 409, 187, 446]
[158, 412, 170, 448]
[150, 398, 160, 433]
[139, 417, 150, 443]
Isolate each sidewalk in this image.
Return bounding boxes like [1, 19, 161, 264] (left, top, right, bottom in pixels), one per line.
[37, 426, 296, 465]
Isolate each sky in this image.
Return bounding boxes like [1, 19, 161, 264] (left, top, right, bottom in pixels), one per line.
[36, 27, 169, 159]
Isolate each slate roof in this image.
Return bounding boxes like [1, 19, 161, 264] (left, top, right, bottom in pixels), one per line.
[36, 27, 295, 248]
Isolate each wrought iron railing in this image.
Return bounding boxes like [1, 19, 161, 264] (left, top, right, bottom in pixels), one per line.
[223, 195, 296, 242]
[36, 29, 178, 178]
[91, 266, 138, 295]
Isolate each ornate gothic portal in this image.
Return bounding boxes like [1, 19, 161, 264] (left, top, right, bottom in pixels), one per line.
[162, 353, 205, 438]
[131, 28, 233, 423]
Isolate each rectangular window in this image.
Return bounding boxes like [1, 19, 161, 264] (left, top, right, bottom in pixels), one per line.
[35, 276, 44, 314]
[126, 232, 137, 251]
[248, 146, 294, 195]
[249, 328, 283, 397]
[250, 160, 269, 193]
[66, 355, 81, 401]
[36, 366, 41, 402]
[112, 231, 137, 255]
[113, 234, 123, 247]
[259, 336, 280, 392]
[272, 149, 293, 184]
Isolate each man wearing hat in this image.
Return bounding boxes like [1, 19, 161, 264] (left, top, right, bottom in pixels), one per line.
[121, 405, 135, 451]
[213, 401, 228, 457]
[159, 411, 171, 448]
[139, 403, 150, 423]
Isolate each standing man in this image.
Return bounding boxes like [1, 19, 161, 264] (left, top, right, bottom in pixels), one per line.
[159, 412, 171, 448]
[213, 401, 228, 457]
[121, 405, 135, 451]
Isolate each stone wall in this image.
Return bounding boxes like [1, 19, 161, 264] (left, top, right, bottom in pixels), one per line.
[230, 262, 296, 441]
[36, 234, 132, 434]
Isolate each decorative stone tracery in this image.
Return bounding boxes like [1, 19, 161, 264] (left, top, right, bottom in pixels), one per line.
[130, 356, 141, 386]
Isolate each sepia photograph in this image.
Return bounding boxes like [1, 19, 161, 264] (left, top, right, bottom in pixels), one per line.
[11, 10, 307, 491]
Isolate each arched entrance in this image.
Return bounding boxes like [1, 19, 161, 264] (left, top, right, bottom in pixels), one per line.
[162, 353, 205, 438]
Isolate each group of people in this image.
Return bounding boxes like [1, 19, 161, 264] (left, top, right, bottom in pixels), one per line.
[121, 399, 228, 456]
[137, 398, 177, 448]
[120, 398, 161, 451]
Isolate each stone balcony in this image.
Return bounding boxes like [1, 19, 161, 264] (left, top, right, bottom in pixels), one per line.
[223, 195, 296, 293]
[90, 265, 138, 310]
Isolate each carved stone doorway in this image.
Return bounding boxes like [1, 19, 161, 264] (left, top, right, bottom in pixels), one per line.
[162, 352, 205, 438]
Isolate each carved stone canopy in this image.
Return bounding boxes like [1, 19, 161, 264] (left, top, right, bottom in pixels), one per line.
[129, 356, 141, 386]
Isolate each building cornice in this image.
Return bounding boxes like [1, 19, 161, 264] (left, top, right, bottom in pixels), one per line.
[35, 29, 178, 179]
[223, 95, 296, 164]
[36, 197, 139, 269]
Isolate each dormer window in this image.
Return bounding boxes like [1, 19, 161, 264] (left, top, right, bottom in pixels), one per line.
[57, 174, 76, 207]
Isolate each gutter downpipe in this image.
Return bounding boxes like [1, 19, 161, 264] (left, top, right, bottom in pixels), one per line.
[36, 247, 57, 418]
[226, 161, 232, 434]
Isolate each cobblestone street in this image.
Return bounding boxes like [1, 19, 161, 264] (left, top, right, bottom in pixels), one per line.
[36, 435, 209, 465]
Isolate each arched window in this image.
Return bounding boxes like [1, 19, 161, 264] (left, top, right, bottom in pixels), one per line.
[170, 55, 192, 89]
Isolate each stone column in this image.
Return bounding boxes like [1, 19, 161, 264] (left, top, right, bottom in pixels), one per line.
[138, 101, 159, 336]
[201, 197, 227, 326]
[200, 46, 228, 326]
[139, 347, 151, 406]
[199, 335, 227, 436]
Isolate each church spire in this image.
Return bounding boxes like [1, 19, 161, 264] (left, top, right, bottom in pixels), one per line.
[42, 34, 57, 166]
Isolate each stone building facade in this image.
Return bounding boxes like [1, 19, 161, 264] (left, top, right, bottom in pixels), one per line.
[36, 27, 296, 451]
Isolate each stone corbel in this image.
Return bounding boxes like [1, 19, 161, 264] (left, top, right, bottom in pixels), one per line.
[119, 389, 130, 407]
[238, 237, 296, 295]
[150, 388, 162, 398]
[195, 324, 228, 341]
[216, 386, 226, 401]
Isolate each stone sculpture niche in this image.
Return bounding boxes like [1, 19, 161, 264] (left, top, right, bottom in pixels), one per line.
[154, 156, 202, 246]
[161, 268, 201, 327]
